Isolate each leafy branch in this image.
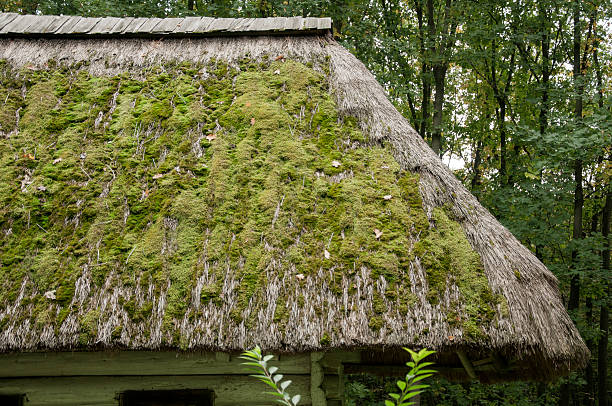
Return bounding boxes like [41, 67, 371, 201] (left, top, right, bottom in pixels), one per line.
[240, 346, 302, 406]
[385, 348, 437, 406]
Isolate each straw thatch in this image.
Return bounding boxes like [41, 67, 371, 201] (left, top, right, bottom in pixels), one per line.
[0, 14, 588, 381]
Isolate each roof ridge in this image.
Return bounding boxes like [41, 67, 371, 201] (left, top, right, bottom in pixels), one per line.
[0, 13, 332, 36]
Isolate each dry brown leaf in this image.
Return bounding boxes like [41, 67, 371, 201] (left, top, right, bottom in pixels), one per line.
[275, 55, 284, 61]
[374, 229, 383, 239]
[250, 117, 256, 125]
[206, 133, 217, 141]
[245, 102, 251, 107]
[295, 274, 305, 281]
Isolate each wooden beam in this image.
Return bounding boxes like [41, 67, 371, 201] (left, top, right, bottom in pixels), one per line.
[342, 363, 494, 376]
[311, 353, 327, 406]
[456, 350, 478, 380]
[0, 374, 312, 406]
[0, 351, 310, 377]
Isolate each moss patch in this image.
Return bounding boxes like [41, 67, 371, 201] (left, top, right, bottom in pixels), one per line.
[414, 208, 506, 341]
[0, 57, 502, 344]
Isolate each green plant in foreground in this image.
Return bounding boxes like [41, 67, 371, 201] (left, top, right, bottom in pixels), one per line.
[386, 348, 436, 406]
[243, 346, 436, 406]
[240, 346, 301, 406]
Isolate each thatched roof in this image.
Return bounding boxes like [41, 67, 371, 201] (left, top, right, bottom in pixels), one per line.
[0, 14, 587, 380]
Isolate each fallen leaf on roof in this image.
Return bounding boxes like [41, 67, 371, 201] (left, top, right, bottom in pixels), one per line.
[275, 55, 284, 61]
[206, 133, 217, 141]
[44, 290, 56, 300]
[52, 158, 62, 164]
[374, 229, 383, 239]
[383, 194, 392, 200]
[331, 160, 341, 168]
[324, 249, 330, 259]
[250, 117, 256, 125]
[296, 274, 305, 280]
[153, 173, 163, 180]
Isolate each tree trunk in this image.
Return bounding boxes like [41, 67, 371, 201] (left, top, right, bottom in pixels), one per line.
[431, 65, 446, 156]
[568, 0, 583, 312]
[562, 2, 584, 403]
[599, 182, 610, 406]
[538, 2, 550, 137]
[414, 0, 430, 139]
[471, 139, 483, 195]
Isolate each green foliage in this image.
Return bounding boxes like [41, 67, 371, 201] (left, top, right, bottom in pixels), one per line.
[243, 346, 436, 406]
[240, 346, 301, 406]
[386, 348, 437, 406]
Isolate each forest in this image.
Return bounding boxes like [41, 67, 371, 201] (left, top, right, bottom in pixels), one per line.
[2, 0, 611, 405]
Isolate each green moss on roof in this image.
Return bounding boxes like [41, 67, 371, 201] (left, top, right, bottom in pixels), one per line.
[0, 57, 504, 346]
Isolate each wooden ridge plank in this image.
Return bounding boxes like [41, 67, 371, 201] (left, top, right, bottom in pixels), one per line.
[135, 17, 163, 33]
[55, 16, 82, 34]
[191, 16, 215, 33]
[177, 16, 201, 33]
[23, 15, 60, 33]
[0, 13, 333, 36]
[41, 15, 71, 33]
[71, 17, 101, 34]
[108, 17, 134, 33]
[0, 13, 18, 31]
[89, 17, 121, 34]
[122, 17, 148, 33]
[151, 17, 183, 33]
[1, 15, 36, 34]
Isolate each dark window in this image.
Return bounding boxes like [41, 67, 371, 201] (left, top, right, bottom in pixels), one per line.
[119, 390, 214, 406]
[0, 395, 24, 406]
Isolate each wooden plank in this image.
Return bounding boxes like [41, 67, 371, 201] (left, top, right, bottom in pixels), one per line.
[151, 17, 182, 33]
[108, 17, 133, 33]
[191, 17, 215, 33]
[311, 353, 327, 406]
[0, 374, 312, 406]
[177, 16, 201, 33]
[55, 16, 82, 34]
[0, 15, 36, 34]
[206, 18, 233, 32]
[342, 363, 494, 376]
[0, 351, 310, 377]
[71, 17, 101, 34]
[0, 13, 19, 31]
[42, 15, 71, 33]
[89, 17, 121, 34]
[456, 350, 477, 380]
[23, 15, 60, 33]
[122, 17, 148, 33]
[135, 18, 163, 33]
[321, 351, 361, 370]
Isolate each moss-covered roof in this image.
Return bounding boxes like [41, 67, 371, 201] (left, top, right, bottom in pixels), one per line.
[0, 14, 588, 381]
